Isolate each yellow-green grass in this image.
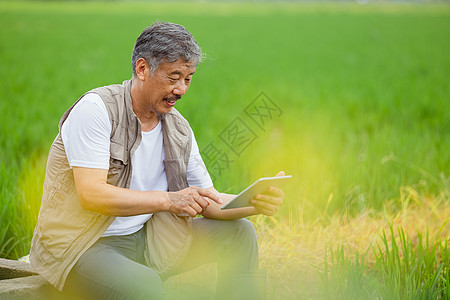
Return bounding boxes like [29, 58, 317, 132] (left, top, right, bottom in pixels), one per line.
[0, 2, 449, 297]
[256, 188, 449, 298]
[161, 187, 449, 299]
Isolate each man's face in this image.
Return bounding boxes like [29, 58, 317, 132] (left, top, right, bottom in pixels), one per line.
[141, 58, 196, 116]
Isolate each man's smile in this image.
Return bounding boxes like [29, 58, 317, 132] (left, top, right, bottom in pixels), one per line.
[163, 95, 181, 107]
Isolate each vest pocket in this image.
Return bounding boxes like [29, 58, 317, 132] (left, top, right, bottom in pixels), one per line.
[163, 159, 188, 192]
[110, 141, 128, 165]
[107, 158, 126, 186]
[108, 142, 128, 186]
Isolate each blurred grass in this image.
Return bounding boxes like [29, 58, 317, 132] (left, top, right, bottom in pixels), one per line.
[0, 4, 449, 297]
[320, 228, 449, 300]
[258, 186, 449, 299]
[163, 185, 449, 299]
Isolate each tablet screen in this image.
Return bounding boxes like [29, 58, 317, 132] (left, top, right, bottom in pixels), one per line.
[221, 175, 292, 210]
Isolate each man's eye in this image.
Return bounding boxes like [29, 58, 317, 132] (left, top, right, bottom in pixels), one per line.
[185, 78, 191, 83]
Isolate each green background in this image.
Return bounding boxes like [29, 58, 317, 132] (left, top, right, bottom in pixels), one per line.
[0, 1, 449, 258]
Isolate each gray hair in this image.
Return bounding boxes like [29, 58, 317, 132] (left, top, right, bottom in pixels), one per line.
[131, 22, 204, 76]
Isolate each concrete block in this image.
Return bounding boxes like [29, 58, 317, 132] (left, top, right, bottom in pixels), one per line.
[0, 275, 53, 299]
[0, 258, 77, 299]
[0, 258, 37, 279]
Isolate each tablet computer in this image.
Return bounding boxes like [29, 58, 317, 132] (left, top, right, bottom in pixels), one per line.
[221, 175, 292, 210]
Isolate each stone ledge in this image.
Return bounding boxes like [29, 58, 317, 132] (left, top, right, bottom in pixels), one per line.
[0, 258, 75, 299]
[0, 275, 53, 299]
[0, 258, 37, 279]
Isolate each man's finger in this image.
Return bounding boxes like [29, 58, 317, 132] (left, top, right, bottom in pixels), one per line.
[251, 199, 279, 211]
[193, 195, 210, 210]
[190, 201, 203, 214]
[275, 171, 285, 177]
[198, 188, 222, 204]
[261, 207, 276, 216]
[184, 207, 198, 218]
[262, 187, 284, 198]
[252, 194, 283, 206]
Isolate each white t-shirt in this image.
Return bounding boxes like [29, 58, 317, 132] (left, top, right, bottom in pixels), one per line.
[61, 93, 213, 237]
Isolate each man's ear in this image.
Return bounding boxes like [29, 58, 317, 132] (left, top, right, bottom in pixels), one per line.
[135, 58, 149, 81]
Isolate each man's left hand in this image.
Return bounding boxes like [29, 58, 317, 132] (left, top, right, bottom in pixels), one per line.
[250, 171, 285, 216]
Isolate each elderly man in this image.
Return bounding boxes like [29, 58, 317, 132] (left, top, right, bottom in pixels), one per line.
[30, 22, 285, 299]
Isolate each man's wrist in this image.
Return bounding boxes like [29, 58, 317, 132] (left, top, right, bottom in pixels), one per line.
[246, 206, 259, 217]
[146, 191, 171, 213]
[161, 191, 174, 212]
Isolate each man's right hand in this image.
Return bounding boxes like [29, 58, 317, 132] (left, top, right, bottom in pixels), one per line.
[167, 187, 222, 217]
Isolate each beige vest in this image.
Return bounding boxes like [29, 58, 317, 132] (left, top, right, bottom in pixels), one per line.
[30, 80, 193, 291]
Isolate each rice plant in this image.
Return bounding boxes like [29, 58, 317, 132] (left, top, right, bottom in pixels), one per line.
[319, 225, 449, 300]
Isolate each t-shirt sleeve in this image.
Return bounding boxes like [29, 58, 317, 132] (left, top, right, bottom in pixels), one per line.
[61, 93, 111, 170]
[186, 128, 214, 188]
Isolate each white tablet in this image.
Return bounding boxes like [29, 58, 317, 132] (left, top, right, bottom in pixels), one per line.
[221, 175, 292, 210]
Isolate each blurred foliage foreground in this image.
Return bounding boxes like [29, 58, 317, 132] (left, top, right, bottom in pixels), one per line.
[0, 2, 449, 299]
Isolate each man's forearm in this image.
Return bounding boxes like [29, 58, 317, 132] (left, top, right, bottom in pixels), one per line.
[73, 167, 221, 217]
[73, 167, 170, 216]
[201, 191, 258, 220]
[78, 182, 169, 216]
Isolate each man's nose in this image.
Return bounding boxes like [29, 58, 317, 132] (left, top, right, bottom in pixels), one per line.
[173, 81, 188, 96]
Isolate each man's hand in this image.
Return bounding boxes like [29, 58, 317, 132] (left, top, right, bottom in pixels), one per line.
[167, 187, 222, 217]
[250, 171, 286, 216]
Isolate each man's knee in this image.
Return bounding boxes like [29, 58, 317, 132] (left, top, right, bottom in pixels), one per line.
[216, 219, 260, 291]
[128, 269, 164, 300]
[233, 218, 257, 242]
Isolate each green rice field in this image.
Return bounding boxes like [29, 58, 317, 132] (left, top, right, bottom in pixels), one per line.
[0, 1, 449, 298]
